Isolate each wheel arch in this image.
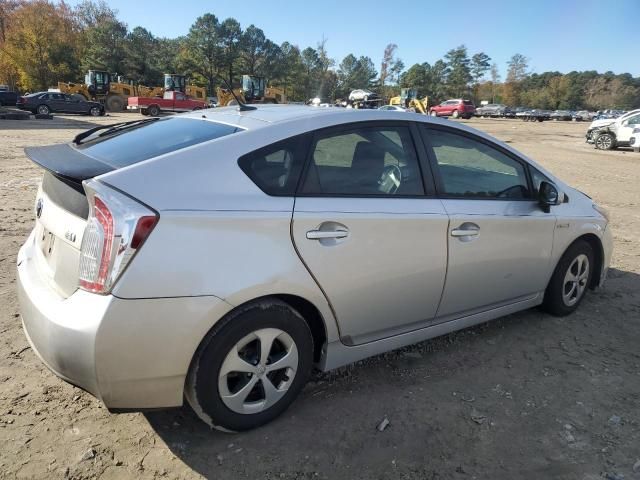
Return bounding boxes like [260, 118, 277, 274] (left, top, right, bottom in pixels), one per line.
[576, 233, 605, 289]
[271, 294, 328, 363]
[555, 233, 604, 290]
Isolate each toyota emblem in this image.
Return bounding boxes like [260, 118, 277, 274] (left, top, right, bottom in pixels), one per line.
[36, 198, 43, 218]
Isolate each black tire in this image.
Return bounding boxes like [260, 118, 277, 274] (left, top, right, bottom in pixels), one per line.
[594, 131, 616, 150]
[140, 108, 148, 116]
[105, 95, 125, 112]
[147, 105, 160, 117]
[36, 104, 50, 115]
[185, 299, 314, 432]
[542, 240, 594, 316]
[88, 106, 101, 117]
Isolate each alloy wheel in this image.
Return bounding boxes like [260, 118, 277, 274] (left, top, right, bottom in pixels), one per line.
[562, 254, 590, 306]
[218, 328, 298, 414]
[595, 134, 612, 150]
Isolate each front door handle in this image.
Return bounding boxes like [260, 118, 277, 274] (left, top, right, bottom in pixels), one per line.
[306, 229, 349, 240]
[451, 228, 479, 237]
[451, 222, 480, 237]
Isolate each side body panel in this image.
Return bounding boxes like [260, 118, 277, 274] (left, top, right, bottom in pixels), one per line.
[437, 199, 556, 317]
[292, 197, 449, 345]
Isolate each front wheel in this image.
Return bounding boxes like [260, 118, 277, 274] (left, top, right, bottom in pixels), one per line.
[185, 299, 313, 432]
[37, 104, 50, 115]
[542, 240, 594, 316]
[594, 132, 615, 150]
[430, 110, 438, 117]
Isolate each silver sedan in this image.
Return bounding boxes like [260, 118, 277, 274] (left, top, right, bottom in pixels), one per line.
[17, 106, 612, 431]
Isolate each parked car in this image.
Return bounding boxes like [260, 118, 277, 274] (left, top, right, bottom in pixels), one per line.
[0, 90, 18, 106]
[506, 106, 528, 118]
[16, 92, 105, 116]
[429, 99, 475, 119]
[475, 104, 511, 117]
[378, 105, 406, 112]
[516, 109, 551, 122]
[348, 89, 376, 102]
[18, 106, 612, 431]
[572, 110, 595, 122]
[586, 109, 640, 150]
[550, 110, 573, 121]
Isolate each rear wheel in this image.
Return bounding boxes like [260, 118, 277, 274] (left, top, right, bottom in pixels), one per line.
[147, 105, 160, 117]
[543, 240, 594, 316]
[185, 299, 313, 432]
[452, 110, 460, 119]
[37, 104, 50, 115]
[594, 131, 616, 150]
[88, 106, 101, 116]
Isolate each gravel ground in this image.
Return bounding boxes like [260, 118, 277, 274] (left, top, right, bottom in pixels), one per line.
[0, 113, 638, 480]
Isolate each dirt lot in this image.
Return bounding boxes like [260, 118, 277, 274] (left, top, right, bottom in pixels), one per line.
[0, 113, 639, 480]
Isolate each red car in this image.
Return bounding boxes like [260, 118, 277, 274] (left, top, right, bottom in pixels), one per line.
[128, 91, 207, 116]
[429, 99, 476, 119]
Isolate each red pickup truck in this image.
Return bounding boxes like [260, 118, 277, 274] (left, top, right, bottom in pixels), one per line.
[127, 91, 208, 116]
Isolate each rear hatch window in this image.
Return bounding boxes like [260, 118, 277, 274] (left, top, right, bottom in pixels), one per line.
[463, 100, 474, 105]
[75, 117, 240, 168]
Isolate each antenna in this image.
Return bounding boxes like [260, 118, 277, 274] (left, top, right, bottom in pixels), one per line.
[216, 74, 256, 112]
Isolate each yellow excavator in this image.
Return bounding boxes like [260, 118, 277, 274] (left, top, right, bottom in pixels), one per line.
[217, 75, 286, 107]
[389, 88, 428, 114]
[58, 71, 207, 111]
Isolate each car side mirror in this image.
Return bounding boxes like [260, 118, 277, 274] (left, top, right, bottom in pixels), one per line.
[538, 181, 561, 213]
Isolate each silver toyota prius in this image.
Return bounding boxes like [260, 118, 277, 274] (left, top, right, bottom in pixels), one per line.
[17, 105, 612, 431]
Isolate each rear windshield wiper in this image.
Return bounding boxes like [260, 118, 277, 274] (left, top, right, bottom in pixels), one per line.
[73, 118, 160, 145]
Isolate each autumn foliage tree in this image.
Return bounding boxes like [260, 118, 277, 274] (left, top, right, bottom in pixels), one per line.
[1, 0, 79, 91]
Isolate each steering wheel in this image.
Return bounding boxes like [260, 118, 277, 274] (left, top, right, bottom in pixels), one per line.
[378, 164, 402, 194]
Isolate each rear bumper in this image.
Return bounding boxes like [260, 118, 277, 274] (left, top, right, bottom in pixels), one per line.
[17, 232, 233, 410]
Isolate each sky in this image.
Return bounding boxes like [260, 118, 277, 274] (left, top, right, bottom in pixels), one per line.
[66, 0, 639, 78]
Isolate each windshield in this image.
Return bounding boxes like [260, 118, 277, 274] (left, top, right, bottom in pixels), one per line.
[75, 117, 240, 169]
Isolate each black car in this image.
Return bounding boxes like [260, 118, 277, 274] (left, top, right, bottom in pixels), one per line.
[0, 90, 18, 106]
[16, 92, 105, 116]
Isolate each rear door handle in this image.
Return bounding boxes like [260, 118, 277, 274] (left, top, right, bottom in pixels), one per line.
[306, 229, 349, 240]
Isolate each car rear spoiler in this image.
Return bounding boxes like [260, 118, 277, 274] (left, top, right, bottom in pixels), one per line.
[25, 144, 115, 189]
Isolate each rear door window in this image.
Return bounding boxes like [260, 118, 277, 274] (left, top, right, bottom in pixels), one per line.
[301, 125, 423, 196]
[75, 118, 239, 168]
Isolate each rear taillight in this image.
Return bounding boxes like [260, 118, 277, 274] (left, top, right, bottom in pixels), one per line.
[78, 180, 158, 294]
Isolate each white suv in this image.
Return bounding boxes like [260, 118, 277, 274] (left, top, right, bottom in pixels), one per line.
[586, 109, 640, 150]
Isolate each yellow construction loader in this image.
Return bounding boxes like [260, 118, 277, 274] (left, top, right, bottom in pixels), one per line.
[389, 88, 428, 114]
[217, 75, 286, 106]
[58, 70, 137, 111]
[58, 71, 206, 111]
[163, 74, 207, 101]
